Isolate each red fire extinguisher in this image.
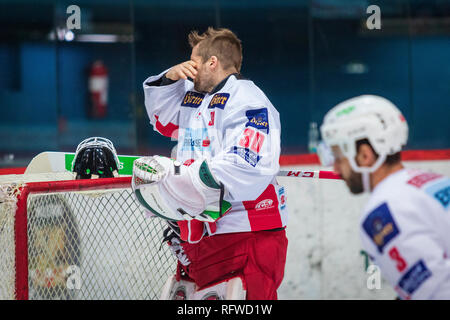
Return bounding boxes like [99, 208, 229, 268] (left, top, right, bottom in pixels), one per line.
[88, 60, 108, 118]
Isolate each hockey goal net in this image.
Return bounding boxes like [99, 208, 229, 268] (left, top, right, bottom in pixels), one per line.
[0, 173, 176, 300]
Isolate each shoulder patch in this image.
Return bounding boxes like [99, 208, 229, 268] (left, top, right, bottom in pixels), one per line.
[181, 91, 204, 108]
[396, 260, 432, 298]
[208, 93, 229, 109]
[424, 178, 450, 210]
[245, 108, 269, 134]
[362, 202, 400, 253]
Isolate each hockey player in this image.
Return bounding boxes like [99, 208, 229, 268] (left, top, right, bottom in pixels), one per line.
[132, 27, 288, 299]
[320, 95, 450, 299]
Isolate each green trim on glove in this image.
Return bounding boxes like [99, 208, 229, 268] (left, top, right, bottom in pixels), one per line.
[134, 189, 178, 221]
[199, 160, 221, 189]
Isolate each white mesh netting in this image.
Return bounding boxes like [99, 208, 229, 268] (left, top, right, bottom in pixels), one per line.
[0, 182, 20, 300]
[0, 174, 176, 300]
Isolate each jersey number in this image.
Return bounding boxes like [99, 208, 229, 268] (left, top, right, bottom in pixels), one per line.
[208, 111, 215, 126]
[238, 128, 265, 153]
[388, 247, 407, 272]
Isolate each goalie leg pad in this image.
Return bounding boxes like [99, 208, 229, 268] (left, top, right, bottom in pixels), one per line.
[160, 275, 196, 300]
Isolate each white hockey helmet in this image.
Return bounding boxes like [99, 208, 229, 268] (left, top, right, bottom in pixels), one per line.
[320, 95, 408, 174]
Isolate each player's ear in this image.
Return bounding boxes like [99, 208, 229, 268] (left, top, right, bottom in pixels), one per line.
[209, 56, 218, 69]
[356, 143, 377, 167]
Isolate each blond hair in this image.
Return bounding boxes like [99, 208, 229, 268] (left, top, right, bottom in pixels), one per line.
[188, 27, 243, 72]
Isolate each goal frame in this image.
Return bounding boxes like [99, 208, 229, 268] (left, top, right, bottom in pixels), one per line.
[13, 176, 132, 300]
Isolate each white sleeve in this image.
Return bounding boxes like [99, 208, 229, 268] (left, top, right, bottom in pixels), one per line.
[209, 104, 281, 201]
[143, 69, 189, 138]
[360, 195, 450, 299]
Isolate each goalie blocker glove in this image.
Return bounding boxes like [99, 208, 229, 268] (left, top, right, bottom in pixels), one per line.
[72, 136, 120, 179]
[132, 155, 228, 223]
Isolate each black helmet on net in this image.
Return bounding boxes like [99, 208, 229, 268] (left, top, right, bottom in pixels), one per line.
[72, 137, 120, 179]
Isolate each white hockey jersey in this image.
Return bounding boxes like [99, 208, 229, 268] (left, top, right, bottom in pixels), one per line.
[143, 70, 288, 235]
[360, 168, 450, 299]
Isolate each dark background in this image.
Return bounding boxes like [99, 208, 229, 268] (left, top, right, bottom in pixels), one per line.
[0, 0, 449, 166]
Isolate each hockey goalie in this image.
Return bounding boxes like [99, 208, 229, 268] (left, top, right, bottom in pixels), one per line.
[131, 27, 288, 300]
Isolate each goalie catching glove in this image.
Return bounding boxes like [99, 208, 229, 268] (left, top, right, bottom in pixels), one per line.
[131, 155, 227, 222]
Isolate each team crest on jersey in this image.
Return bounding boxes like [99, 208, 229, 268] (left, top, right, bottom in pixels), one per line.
[396, 260, 432, 299]
[245, 108, 269, 134]
[208, 93, 230, 109]
[424, 178, 450, 210]
[362, 202, 400, 253]
[181, 91, 204, 108]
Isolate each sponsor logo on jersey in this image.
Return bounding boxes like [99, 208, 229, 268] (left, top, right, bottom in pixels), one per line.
[181, 128, 211, 152]
[231, 146, 261, 167]
[245, 108, 269, 134]
[255, 199, 274, 210]
[183, 159, 195, 166]
[407, 172, 442, 188]
[208, 93, 230, 109]
[362, 202, 400, 253]
[181, 91, 204, 108]
[278, 187, 286, 210]
[202, 138, 211, 147]
[424, 178, 450, 210]
[395, 260, 432, 299]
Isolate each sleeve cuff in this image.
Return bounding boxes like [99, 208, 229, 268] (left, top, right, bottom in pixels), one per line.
[145, 73, 178, 87]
